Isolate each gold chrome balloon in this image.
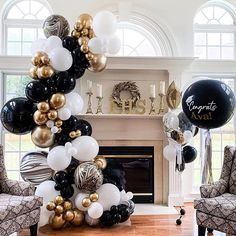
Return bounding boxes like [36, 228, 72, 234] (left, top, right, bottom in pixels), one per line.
[80, 45, 89, 53]
[29, 67, 38, 79]
[82, 197, 91, 208]
[89, 192, 99, 202]
[41, 55, 50, 65]
[35, 51, 48, 58]
[88, 54, 107, 72]
[63, 201, 73, 211]
[33, 110, 48, 125]
[48, 110, 58, 121]
[37, 101, 50, 113]
[94, 156, 107, 169]
[71, 30, 80, 38]
[77, 14, 93, 29]
[31, 56, 41, 66]
[46, 201, 56, 211]
[88, 29, 95, 39]
[74, 22, 83, 31]
[81, 28, 89, 36]
[85, 52, 94, 61]
[78, 36, 89, 46]
[63, 210, 75, 222]
[55, 205, 64, 215]
[166, 81, 182, 110]
[31, 125, 55, 148]
[69, 131, 76, 139]
[70, 209, 84, 226]
[75, 130, 81, 137]
[49, 93, 66, 110]
[54, 195, 64, 205]
[55, 119, 63, 127]
[49, 213, 66, 229]
[37, 65, 54, 79]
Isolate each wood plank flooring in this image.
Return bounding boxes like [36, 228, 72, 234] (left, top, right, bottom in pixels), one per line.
[18, 203, 227, 236]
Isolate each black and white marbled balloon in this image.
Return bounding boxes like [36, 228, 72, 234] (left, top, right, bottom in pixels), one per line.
[74, 162, 103, 193]
[43, 14, 70, 39]
[20, 151, 53, 185]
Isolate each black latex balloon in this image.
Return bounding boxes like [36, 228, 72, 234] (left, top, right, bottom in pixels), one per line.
[118, 205, 130, 223]
[110, 205, 119, 215]
[1, 97, 36, 134]
[182, 145, 197, 163]
[55, 134, 72, 145]
[76, 119, 92, 136]
[62, 36, 78, 51]
[182, 80, 236, 129]
[113, 213, 121, 224]
[100, 211, 115, 227]
[66, 158, 80, 184]
[54, 171, 68, 182]
[53, 71, 76, 94]
[60, 185, 74, 199]
[68, 67, 86, 80]
[25, 80, 51, 102]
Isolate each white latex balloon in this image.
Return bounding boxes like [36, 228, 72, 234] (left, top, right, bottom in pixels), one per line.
[75, 193, 89, 211]
[49, 47, 72, 71]
[35, 180, 60, 203]
[47, 146, 71, 171]
[39, 204, 51, 227]
[70, 184, 81, 203]
[88, 37, 103, 54]
[92, 11, 117, 38]
[163, 144, 176, 162]
[65, 92, 84, 115]
[183, 130, 193, 143]
[107, 35, 121, 54]
[45, 36, 62, 53]
[58, 107, 72, 120]
[97, 183, 121, 211]
[88, 202, 103, 219]
[163, 112, 179, 130]
[85, 213, 100, 226]
[72, 136, 99, 161]
[31, 39, 46, 55]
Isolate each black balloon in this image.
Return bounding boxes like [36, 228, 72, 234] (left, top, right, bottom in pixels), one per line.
[182, 80, 235, 129]
[118, 205, 130, 223]
[61, 185, 74, 199]
[54, 171, 68, 182]
[110, 205, 119, 215]
[25, 80, 51, 102]
[55, 134, 72, 145]
[62, 36, 78, 51]
[100, 211, 114, 227]
[182, 145, 197, 163]
[76, 119, 92, 136]
[1, 97, 36, 134]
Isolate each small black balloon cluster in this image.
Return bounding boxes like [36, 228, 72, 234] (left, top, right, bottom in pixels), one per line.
[100, 202, 135, 227]
[176, 207, 186, 225]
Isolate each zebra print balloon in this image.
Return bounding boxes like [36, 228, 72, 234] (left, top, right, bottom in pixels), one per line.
[20, 151, 53, 185]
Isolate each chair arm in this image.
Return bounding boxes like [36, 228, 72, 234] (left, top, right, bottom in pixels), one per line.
[200, 179, 227, 198]
[1, 178, 35, 196]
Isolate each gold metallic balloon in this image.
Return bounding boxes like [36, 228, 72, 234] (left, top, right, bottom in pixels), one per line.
[37, 101, 50, 113]
[33, 110, 48, 125]
[31, 56, 41, 66]
[82, 197, 91, 208]
[29, 67, 38, 79]
[35, 51, 48, 58]
[55, 119, 63, 127]
[88, 54, 107, 72]
[78, 36, 89, 46]
[57, 127, 62, 133]
[63, 210, 75, 222]
[54, 195, 64, 205]
[63, 200, 73, 211]
[75, 130, 81, 137]
[74, 22, 83, 31]
[77, 14, 93, 29]
[81, 28, 89, 36]
[166, 81, 182, 110]
[89, 192, 99, 202]
[49, 93, 66, 110]
[94, 156, 107, 169]
[71, 30, 80, 38]
[48, 110, 58, 121]
[88, 29, 95, 39]
[49, 213, 66, 229]
[69, 131, 76, 139]
[31, 125, 55, 148]
[46, 201, 56, 211]
[55, 205, 64, 215]
[70, 209, 84, 226]
[37, 65, 54, 79]
[41, 55, 50, 65]
[85, 52, 94, 61]
[80, 45, 89, 53]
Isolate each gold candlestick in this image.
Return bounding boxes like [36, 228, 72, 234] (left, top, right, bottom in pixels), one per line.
[158, 93, 165, 114]
[86, 92, 93, 114]
[96, 96, 103, 114]
[149, 97, 156, 115]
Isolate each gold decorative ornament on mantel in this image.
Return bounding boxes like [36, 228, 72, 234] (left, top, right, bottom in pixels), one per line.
[166, 81, 182, 110]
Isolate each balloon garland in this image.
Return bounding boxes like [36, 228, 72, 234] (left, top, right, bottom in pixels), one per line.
[0, 11, 135, 229]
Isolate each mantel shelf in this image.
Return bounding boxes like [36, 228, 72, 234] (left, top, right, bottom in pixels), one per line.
[78, 114, 164, 119]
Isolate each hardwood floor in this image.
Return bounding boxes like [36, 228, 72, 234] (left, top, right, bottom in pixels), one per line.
[18, 203, 226, 236]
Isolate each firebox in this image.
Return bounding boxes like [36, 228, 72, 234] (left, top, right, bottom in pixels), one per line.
[98, 146, 154, 203]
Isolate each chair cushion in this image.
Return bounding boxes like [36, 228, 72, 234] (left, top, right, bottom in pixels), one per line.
[194, 193, 236, 222]
[0, 193, 42, 222]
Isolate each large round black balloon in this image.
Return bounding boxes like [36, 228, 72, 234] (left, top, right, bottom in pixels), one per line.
[76, 119, 92, 136]
[25, 80, 51, 102]
[1, 97, 36, 134]
[182, 145, 197, 163]
[62, 36, 78, 51]
[53, 71, 76, 94]
[100, 211, 115, 227]
[182, 80, 235, 129]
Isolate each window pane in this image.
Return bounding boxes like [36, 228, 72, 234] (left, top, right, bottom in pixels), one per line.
[222, 47, 234, 59]
[222, 33, 234, 46]
[17, 1, 30, 14]
[212, 134, 221, 151]
[194, 12, 208, 24]
[222, 133, 235, 148]
[207, 46, 220, 59]
[212, 169, 221, 180]
[7, 42, 21, 55]
[22, 42, 32, 55]
[37, 29, 45, 38]
[5, 152, 20, 170]
[23, 28, 36, 41]
[7, 171, 20, 180]
[21, 134, 35, 151]
[194, 33, 206, 45]
[212, 152, 222, 168]
[207, 33, 220, 45]
[36, 8, 50, 19]
[219, 12, 234, 25]
[7, 6, 24, 19]
[5, 133, 19, 151]
[214, 7, 226, 20]
[30, 1, 43, 15]
[194, 169, 201, 186]
[202, 7, 214, 20]
[195, 46, 206, 59]
[8, 28, 21, 41]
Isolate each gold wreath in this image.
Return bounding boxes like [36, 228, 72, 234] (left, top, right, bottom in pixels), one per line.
[111, 81, 141, 107]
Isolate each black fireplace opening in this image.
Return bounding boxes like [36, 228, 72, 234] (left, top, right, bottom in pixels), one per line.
[99, 146, 154, 203]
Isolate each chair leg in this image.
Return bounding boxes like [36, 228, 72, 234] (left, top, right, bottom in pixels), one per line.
[207, 228, 213, 233]
[198, 225, 206, 236]
[30, 223, 38, 236]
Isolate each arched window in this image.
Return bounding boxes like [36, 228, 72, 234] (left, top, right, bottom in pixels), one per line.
[2, 0, 52, 55]
[194, 1, 236, 59]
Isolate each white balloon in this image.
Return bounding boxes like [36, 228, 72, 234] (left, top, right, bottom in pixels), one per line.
[183, 130, 193, 143]
[39, 204, 51, 227]
[88, 37, 103, 54]
[88, 202, 103, 219]
[75, 193, 89, 211]
[92, 11, 117, 38]
[35, 180, 60, 203]
[72, 136, 99, 162]
[97, 183, 121, 211]
[31, 39, 46, 55]
[70, 184, 81, 203]
[49, 47, 72, 71]
[85, 213, 100, 226]
[65, 92, 84, 115]
[46, 120, 54, 128]
[47, 146, 71, 171]
[163, 144, 176, 162]
[45, 36, 62, 53]
[58, 107, 72, 120]
[107, 35, 121, 54]
[127, 191, 134, 200]
[163, 112, 179, 130]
